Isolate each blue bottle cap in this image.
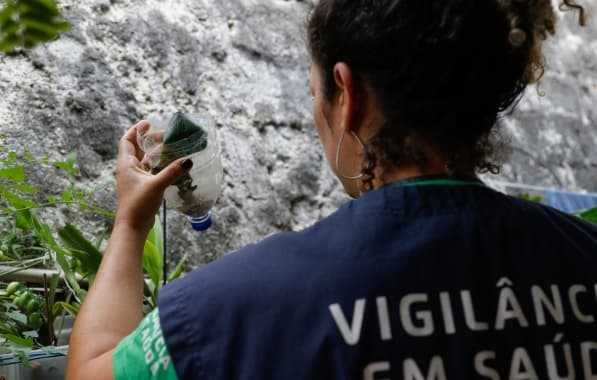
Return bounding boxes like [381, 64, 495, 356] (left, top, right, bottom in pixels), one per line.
[189, 213, 213, 231]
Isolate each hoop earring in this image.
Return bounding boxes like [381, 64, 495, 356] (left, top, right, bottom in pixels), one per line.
[335, 130, 365, 180]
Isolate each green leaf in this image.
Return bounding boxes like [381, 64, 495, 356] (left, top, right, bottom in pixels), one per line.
[60, 189, 72, 202]
[0, 322, 15, 335]
[53, 301, 80, 317]
[19, 7, 60, 22]
[1, 333, 33, 348]
[11, 184, 38, 194]
[1, 19, 21, 39]
[53, 152, 78, 177]
[74, 189, 86, 201]
[21, 0, 61, 14]
[143, 217, 164, 290]
[0, 166, 25, 181]
[146, 216, 164, 257]
[519, 193, 543, 203]
[2, 189, 39, 209]
[47, 273, 59, 317]
[1, 300, 18, 309]
[167, 253, 188, 282]
[5, 311, 27, 325]
[22, 330, 38, 339]
[23, 28, 56, 47]
[27, 212, 56, 246]
[0, 33, 20, 53]
[66, 151, 78, 164]
[0, 7, 16, 25]
[94, 227, 109, 250]
[20, 16, 60, 33]
[90, 206, 114, 217]
[23, 22, 68, 45]
[57, 224, 103, 278]
[577, 207, 597, 223]
[15, 209, 33, 229]
[142, 240, 162, 287]
[0, 0, 69, 52]
[23, 152, 34, 162]
[9, 347, 32, 367]
[51, 245, 83, 301]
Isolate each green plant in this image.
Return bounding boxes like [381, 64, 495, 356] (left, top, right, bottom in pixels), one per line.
[518, 193, 596, 224]
[3, 281, 44, 329]
[576, 207, 597, 223]
[519, 193, 544, 203]
[51, 216, 188, 317]
[0, 140, 107, 356]
[0, 280, 45, 363]
[0, 140, 188, 361]
[0, 143, 97, 278]
[0, 272, 63, 364]
[0, 0, 69, 53]
[143, 216, 187, 310]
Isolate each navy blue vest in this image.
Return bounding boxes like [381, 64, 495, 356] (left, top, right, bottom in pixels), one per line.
[159, 180, 597, 380]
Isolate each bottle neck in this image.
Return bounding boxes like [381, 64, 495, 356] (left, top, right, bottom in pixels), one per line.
[188, 212, 212, 231]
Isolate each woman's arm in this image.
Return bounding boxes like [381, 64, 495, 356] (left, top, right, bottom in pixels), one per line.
[66, 122, 192, 380]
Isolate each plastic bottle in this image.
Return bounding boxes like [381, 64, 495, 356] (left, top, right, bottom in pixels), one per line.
[137, 112, 223, 231]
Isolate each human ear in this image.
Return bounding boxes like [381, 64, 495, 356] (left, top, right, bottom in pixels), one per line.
[332, 62, 360, 133]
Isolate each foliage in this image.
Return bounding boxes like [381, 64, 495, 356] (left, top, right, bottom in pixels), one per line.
[0, 274, 61, 363]
[0, 139, 187, 360]
[575, 207, 597, 224]
[1, 282, 44, 342]
[0, 139, 104, 355]
[0, 141, 97, 275]
[0, 0, 69, 53]
[519, 193, 597, 224]
[519, 193, 543, 204]
[143, 216, 187, 310]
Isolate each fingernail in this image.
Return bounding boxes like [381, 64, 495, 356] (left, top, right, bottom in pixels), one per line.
[181, 159, 194, 170]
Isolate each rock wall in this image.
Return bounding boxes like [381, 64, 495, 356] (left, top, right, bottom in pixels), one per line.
[0, 0, 595, 269]
[495, 2, 597, 191]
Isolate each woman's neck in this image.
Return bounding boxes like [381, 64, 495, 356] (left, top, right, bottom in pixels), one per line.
[368, 148, 475, 191]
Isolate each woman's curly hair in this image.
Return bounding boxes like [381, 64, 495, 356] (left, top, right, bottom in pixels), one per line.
[308, 0, 586, 189]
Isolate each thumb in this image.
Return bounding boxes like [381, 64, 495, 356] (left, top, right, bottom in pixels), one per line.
[153, 158, 194, 191]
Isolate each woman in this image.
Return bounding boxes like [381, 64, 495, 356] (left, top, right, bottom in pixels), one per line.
[67, 1, 595, 379]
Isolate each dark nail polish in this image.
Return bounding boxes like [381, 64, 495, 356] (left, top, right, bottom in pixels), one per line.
[181, 159, 194, 170]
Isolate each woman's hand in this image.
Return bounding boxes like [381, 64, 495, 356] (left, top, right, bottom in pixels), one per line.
[67, 120, 193, 380]
[114, 120, 193, 233]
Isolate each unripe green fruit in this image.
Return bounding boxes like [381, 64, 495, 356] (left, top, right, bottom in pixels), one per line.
[6, 282, 23, 296]
[26, 298, 42, 314]
[28, 312, 43, 329]
[15, 292, 33, 309]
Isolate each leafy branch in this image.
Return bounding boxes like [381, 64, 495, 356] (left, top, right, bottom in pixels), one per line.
[0, 0, 69, 53]
[0, 139, 188, 360]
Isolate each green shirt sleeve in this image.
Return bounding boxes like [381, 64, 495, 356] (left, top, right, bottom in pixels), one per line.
[113, 308, 180, 380]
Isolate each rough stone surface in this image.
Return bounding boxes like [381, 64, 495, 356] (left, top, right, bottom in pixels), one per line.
[0, 1, 595, 270]
[492, 5, 597, 192]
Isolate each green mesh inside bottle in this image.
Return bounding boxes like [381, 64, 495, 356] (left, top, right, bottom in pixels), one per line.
[152, 112, 208, 203]
[155, 112, 208, 170]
